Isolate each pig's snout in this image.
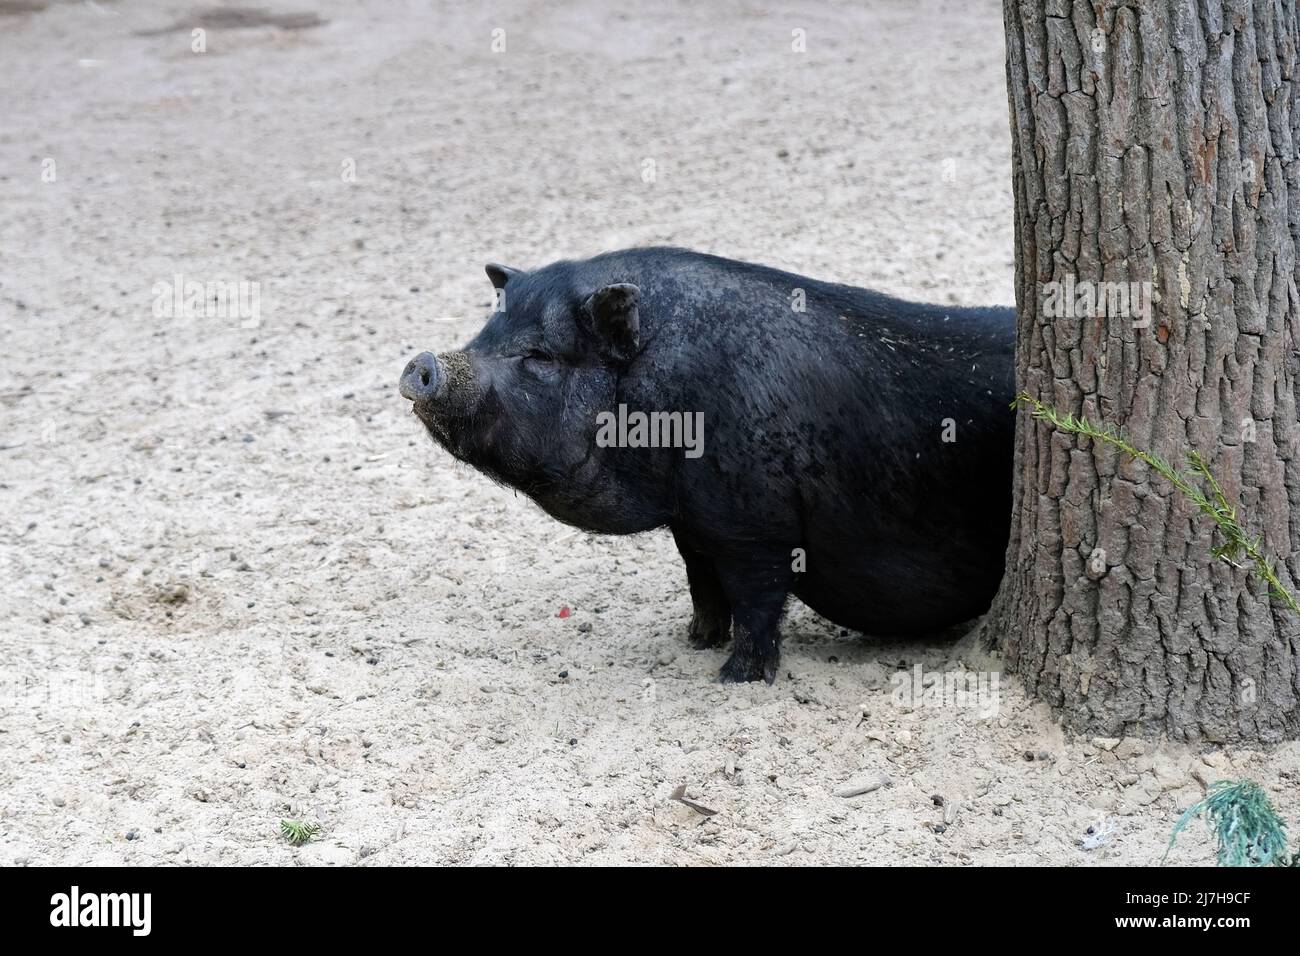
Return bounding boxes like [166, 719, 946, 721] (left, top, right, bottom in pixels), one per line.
[400, 351, 442, 404]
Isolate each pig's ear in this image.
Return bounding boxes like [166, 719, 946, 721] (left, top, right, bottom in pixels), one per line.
[583, 283, 640, 363]
[485, 263, 520, 290]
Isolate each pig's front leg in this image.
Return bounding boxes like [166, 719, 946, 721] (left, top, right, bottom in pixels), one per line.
[713, 554, 792, 684]
[671, 526, 731, 649]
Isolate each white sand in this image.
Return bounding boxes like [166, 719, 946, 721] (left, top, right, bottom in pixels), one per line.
[2, 0, 1295, 865]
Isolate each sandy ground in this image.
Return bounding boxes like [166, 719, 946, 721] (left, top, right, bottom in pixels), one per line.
[2, 0, 1297, 866]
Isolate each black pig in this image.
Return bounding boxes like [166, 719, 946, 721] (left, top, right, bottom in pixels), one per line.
[400, 248, 1014, 683]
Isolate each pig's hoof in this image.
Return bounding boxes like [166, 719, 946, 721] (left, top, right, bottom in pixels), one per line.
[717, 653, 778, 685]
[687, 613, 730, 649]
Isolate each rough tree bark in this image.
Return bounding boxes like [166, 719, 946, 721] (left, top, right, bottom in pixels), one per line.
[987, 0, 1300, 742]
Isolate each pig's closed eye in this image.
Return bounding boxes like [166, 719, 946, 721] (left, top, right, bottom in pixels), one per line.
[520, 350, 561, 375]
[517, 348, 559, 369]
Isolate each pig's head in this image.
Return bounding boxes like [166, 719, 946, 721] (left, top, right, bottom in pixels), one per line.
[399, 261, 661, 532]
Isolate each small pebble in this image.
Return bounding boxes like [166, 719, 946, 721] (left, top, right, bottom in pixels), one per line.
[60, 733, 71, 744]
[833, 773, 890, 798]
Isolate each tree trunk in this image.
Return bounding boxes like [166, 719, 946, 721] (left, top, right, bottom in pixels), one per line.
[989, 0, 1300, 742]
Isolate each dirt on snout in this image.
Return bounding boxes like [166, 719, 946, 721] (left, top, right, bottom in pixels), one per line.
[2, 0, 1296, 865]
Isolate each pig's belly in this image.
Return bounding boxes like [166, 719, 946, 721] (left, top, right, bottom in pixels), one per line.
[791, 542, 1004, 636]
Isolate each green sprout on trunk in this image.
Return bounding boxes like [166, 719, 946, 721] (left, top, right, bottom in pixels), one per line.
[1011, 392, 1300, 617]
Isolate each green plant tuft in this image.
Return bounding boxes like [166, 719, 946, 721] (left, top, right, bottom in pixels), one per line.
[279, 819, 321, 846]
[1165, 780, 1291, 867]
